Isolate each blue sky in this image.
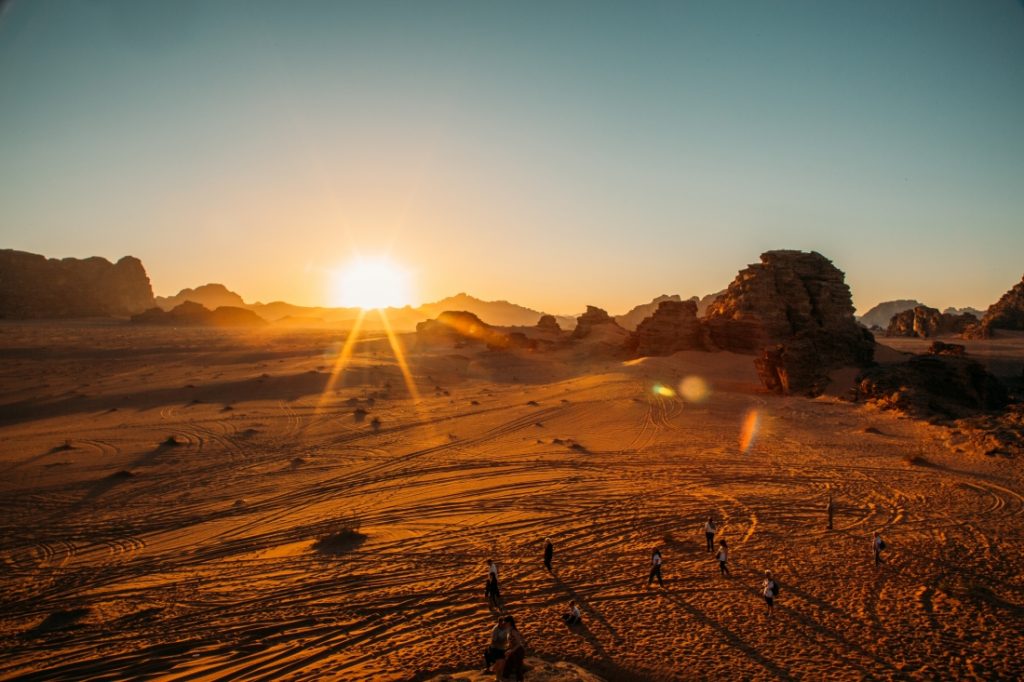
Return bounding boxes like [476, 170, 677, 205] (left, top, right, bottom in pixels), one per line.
[1, 0, 1022, 313]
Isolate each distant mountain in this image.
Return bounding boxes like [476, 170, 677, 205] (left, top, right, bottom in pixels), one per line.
[419, 293, 550, 328]
[858, 299, 924, 329]
[156, 283, 246, 311]
[614, 294, 683, 331]
[0, 249, 153, 318]
[133, 301, 266, 327]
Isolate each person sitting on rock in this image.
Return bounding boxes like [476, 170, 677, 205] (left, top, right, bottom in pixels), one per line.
[494, 615, 527, 682]
[483, 616, 508, 672]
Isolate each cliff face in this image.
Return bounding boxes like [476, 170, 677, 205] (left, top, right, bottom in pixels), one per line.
[703, 250, 874, 395]
[629, 299, 702, 356]
[886, 306, 977, 338]
[968, 275, 1024, 338]
[0, 249, 154, 318]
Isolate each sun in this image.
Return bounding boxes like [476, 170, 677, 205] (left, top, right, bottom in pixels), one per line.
[329, 257, 413, 309]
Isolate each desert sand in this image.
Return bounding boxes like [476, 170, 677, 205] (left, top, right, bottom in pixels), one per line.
[1, 321, 1023, 680]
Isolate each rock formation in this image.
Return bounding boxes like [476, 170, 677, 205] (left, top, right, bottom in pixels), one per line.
[536, 314, 562, 334]
[571, 306, 617, 339]
[855, 354, 1008, 421]
[704, 251, 874, 395]
[614, 294, 682, 331]
[156, 283, 245, 311]
[416, 311, 502, 347]
[0, 249, 154, 318]
[967, 274, 1024, 338]
[629, 299, 702, 356]
[858, 299, 923, 330]
[696, 290, 726, 317]
[885, 306, 977, 338]
[131, 301, 267, 327]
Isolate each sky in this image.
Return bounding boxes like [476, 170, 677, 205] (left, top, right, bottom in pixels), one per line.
[1, 0, 1022, 315]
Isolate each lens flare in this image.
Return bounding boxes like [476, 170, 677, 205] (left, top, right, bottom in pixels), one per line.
[679, 375, 710, 403]
[739, 409, 760, 452]
[653, 383, 676, 397]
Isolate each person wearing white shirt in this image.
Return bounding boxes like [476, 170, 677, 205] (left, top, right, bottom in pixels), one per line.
[561, 600, 582, 626]
[647, 548, 664, 587]
[703, 517, 716, 553]
[762, 569, 778, 617]
[716, 540, 730, 577]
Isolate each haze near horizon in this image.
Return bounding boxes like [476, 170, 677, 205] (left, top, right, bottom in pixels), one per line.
[1, 0, 1022, 314]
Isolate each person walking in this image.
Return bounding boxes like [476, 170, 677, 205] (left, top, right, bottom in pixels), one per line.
[647, 548, 664, 587]
[485, 572, 502, 609]
[487, 559, 499, 584]
[762, 570, 778, 617]
[826, 494, 834, 530]
[483, 616, 507, 672]
[873, 532, 886, 566]
[716, 539, 730, 577]
[704, 516, 717, 553]
[543, 538, 553, 573]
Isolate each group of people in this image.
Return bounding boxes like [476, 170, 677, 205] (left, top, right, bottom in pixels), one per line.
[481, 515, 889, 676]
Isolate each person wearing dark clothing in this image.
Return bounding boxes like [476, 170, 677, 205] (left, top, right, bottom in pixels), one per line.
[827, 494, 834, 530]
[485, 573, 502, 609]
[496, 615, 526, 682]
[873, 532, 885, 566]
[483, 617, 507, 671]
[647, 548, 664, 587]
[762, 570, 778, 617]
[543, 538, 553, 572]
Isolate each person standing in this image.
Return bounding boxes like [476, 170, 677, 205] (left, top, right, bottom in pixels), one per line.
[716, 539, 730, 577]
[873, 532, 886, 566]
[826, 494, 834, 530]
[487, 559, 499, 585]
[704, 517, 716, 553]
[483, 616, 507, 672]
[648, 548, 664, 587]
[543, 538, 553, 573]
[762, 570, 778, 617]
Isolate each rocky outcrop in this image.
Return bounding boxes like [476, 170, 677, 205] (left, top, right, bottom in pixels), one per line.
[885, 306, 977, 338]
[704, 251, 875, 394]
[571, 306, 618, 339]
[696, 290, 726, 317]
[536, 314, 562, 334]
[858, 299, 923, 329]
[416, 311, 502, 347]
[131, 301, 267, 327]
[855, 354, 1009, 421]
[0, 249, 154, 318]
[156, 283, 245, 311]
[968, 275, 1024, 338]
[928, 341, 966, 357]
[615, 294, 682, 331]
[629, 299, 702, 356]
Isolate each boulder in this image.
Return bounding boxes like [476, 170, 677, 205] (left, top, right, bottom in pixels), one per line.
[0, 249, 154, 318]
[629, 299, 702, 356]
[855, 354, 1009, 421]
[928, 341, 966, 357]
[885, 306, 977, 338]
[967, 274, 1024, 338]
[703, 250, 875, 394]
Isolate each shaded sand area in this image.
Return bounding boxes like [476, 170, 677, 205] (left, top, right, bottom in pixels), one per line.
[1, 321, 1023, 680]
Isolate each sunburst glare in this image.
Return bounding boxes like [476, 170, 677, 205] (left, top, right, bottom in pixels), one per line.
[330, 257, 412, 310]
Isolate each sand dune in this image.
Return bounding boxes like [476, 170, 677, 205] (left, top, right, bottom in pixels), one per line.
[1, 322, 1022, 680]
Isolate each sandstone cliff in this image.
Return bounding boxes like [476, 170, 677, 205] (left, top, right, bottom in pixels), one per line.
[967, 275, 1024, 338]
[0, 249, 154, 318]
[885, 306, 977, 338]
[629, 299, 702, 356]
[704, 250, 874, 395]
